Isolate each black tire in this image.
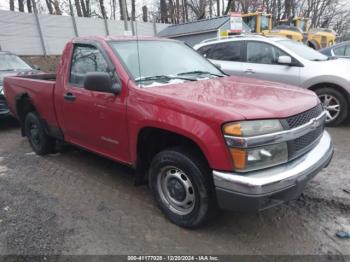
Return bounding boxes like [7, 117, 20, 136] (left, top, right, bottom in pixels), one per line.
[315, 87, 348, 126]
[24, 112, 55, 155]
[149, 147, 217, 228]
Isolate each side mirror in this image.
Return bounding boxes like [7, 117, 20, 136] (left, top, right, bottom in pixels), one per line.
[84, 72, 120, 94]
[278, 56, 292, 65]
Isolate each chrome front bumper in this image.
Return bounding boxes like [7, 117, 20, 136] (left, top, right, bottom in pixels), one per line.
[213, 131, 333, 197]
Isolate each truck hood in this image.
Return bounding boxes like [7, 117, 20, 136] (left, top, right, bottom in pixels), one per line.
[144, 76, 319, 121]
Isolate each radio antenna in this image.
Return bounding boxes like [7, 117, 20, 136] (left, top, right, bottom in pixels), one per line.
[135, 15, 142, 87]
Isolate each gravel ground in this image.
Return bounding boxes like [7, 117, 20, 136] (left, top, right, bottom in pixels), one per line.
[0, 117, 349, 256]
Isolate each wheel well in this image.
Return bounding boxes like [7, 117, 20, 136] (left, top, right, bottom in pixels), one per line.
[15, 93, 36, 136]
[136, 127, 208, 182]
[309, 83, 350, 104]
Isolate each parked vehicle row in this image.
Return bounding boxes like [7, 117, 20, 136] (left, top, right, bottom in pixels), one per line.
[4, 36, 333, 228]
[194, 35, 350, 126]
[0, 51, 41, 117]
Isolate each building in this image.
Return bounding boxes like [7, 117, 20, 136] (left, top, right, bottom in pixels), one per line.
[157, 16, 250, 46]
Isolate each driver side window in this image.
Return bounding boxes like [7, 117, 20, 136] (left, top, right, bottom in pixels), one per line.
[247, 42, 288, 65]
[70, 45, 109, 87]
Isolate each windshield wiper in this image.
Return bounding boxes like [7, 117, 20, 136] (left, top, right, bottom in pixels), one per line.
[177, 70, 223, 77]
[135, 75, 196, 83]
[0, 69, 16, 72]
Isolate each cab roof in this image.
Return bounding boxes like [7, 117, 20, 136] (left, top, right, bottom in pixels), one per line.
[71, 35, 177, 43]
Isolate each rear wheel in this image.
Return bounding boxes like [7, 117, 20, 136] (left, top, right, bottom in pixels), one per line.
[149, 147, 217, 228]
[315, 87, 348, 126]
[24, 112, 55, 155]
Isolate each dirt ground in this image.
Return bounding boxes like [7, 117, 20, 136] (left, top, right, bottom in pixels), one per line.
[0, 117, 349, 256]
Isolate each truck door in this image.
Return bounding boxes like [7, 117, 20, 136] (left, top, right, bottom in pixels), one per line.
[59, 43, 129, 163]
[241, 41, 301, 86]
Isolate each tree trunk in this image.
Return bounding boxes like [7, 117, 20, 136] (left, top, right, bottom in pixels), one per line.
[168, 0, 175, 23]
[160, 0, 168, 23]
[216, 0, 220, 16]
[284, 0, 292, 19]
[142, 5, 148, 22]
[175, 0, 180, 23]
[26, 0, 32, 12]
[118, 0, 129, 20]
[10, 0, 15, 11]
[45, 0, 54, 14]
[111, 0, 116, 19]
[131, 0, 136, 20]
[52, 0, 61, 15]
[181, 0, 188, 23]
[225, 0, 236, 14]
[75, 0, 82, 16]
[18, 0, 24, 12]
[99, 0, 107, 19]
[81, 0, 91, 17]
[209, 0, 212, 18]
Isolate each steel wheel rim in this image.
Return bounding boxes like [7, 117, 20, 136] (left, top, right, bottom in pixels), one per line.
[157, 166, 195, 215]
[29, 123, 41, 146]
[319, 94, 341, 123]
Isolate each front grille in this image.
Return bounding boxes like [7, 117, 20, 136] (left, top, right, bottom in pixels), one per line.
[282, 104, 324, 160]
[286, 104, 323, 128]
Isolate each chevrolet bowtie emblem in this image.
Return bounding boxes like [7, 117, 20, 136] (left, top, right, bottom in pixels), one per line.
[310, 118, 321, 130]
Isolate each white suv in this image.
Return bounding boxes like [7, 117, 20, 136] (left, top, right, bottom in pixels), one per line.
[194, 36, 350, 126]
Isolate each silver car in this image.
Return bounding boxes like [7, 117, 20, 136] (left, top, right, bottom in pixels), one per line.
[194, 36, 350, 126]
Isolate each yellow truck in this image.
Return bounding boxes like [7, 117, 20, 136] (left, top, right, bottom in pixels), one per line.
[227, 12, 304, 42]
[279, 17, 336, 49]
[220, 13, 336, 49]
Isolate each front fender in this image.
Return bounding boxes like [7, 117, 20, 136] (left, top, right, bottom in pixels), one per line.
[127, 101, 233, 171]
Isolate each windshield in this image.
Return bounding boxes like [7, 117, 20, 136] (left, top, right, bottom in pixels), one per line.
[243, 16, 257, 33]
[0, 54, 32, 71]
[110, 40, 224, 87]
[278, 40, 329, 61]
[261, 16, 270, 31]
[299, 20, 305, 31]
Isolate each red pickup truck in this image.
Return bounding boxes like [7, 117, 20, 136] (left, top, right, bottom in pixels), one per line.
[4, 36, 334, 228]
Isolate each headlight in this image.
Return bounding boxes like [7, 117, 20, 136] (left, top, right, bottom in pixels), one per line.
[223, 120, 288, 172]
[223, 120, 283, 137]
[0, 87, 3, 95]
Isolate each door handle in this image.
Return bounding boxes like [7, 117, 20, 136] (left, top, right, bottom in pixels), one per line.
[245, 69, 255, 74]
[64, 92, 76, 102]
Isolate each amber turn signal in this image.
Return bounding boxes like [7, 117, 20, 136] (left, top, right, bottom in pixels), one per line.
[230, 148, 246, 170]
[223, 123, 241, 136]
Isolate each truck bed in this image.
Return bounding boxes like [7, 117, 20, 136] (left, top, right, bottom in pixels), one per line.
[4, 74, 58, 128]
[18, 73, 56, 81]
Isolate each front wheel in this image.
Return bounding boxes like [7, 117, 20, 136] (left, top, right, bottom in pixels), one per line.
[315, 87, 348, 126]
[149, 147, 217, 228]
